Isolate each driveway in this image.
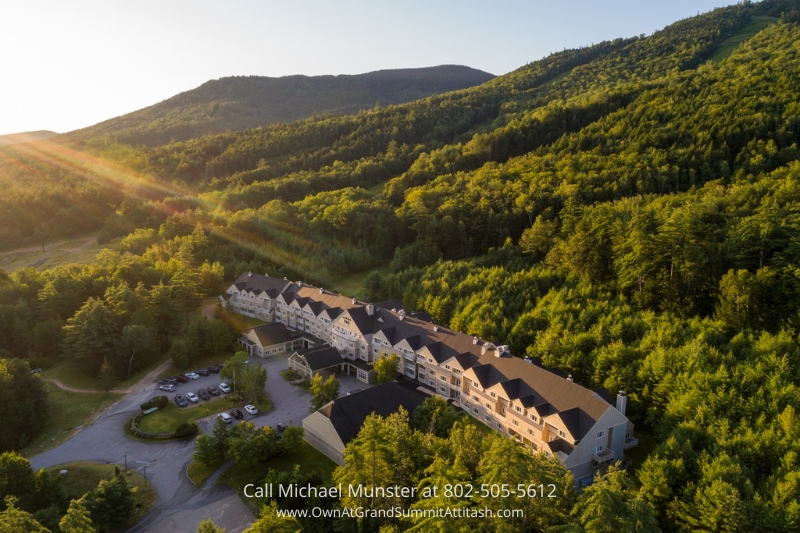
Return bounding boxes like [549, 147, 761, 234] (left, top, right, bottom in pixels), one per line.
[29, 353, 371, 532]
[31, 377, 253, 533]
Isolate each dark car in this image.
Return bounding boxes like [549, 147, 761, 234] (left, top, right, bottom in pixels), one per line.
[208, 365, 222, 374]
[174, 375, 189, 383]
[230, 409, 244, 420]
[160, 378, 177, 385]
[174, 394, 188, 407]
[207, 385, 220, 396]
[197, 368, 210, 377]
[276, 422, 287, 433]
[198, 389, 210, 401]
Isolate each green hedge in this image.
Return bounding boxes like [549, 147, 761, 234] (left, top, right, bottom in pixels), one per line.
[128, 414, 199, 441]
[140, 395, 169, 411]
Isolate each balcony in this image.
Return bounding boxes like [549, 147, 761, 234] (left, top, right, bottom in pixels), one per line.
[592, 448, 616, 464]
[624, 436, 639, 450]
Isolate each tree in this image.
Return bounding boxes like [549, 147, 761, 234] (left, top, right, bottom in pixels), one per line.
[193, 434, 219, 467]
[278, 426, 304, 456]
[239, 363, 268, 398]
[571, 466, 659, 533]
[405, 457, 474, 532]
[211, 415, 231, 461]
[244, 501, 301, 533]
[220, 351, 249, 395]
[59, 498, 94, 533]
[228, 422, 279, 465]
[197, 518, 226, 533]
[411, 396, 459, 438]
[119, 324, 158, 378]
[85, 470, 136, 532]
[0, 452, 37, 512]
[309, 373, 340, 412]
[373, 352, 399, 384]
[61, 298, 120, 376]
[0, 496, 48, 533]
[0, 360, 48, 452]
[98, 357, 116, 393]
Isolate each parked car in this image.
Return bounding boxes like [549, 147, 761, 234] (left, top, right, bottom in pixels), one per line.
[276, 422, 287, 433]
[209, 365, 222, 374]
[197, 368, 210, 377]
[230, 409, 244, 420]
[244, 404, 258, 416]
[207, 385, 220, 396]
[174, 375, 189, 383]
[174, 395, 188, 407]
[160, 378, 177, 385]
[198, 389, 210, 401]
[218, 412, 232, 424]
[159, 384, 175, 392]
[185, 392, 199, 403]
[185, 372, 200, 380]
[218, 383, 231, 393]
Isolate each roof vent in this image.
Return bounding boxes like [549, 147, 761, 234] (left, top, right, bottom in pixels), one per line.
[481, 342, 491, 355]
[319, 288, 324, 294]
[283, 277, 287, 280]
[567, 375, 573, 382]
[433, 325, 439, 332]
[352, 297, 356, 304]
[366, 304, 374, 316]
[248, 272, 252, 277]
[399, 309, 406, 320]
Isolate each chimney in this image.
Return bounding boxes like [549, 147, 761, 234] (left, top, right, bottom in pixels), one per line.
[399, 309, 405, 320]
[433, 325, 439, 332]
[298, 281, 303, 287]
[352, 297, 356, 304]
[481, 342, 490, 355]
[283, 277, 287, 280]
[265, 273, 269, 277]
[472, 337, 479, 345]
[319, 288, 324, 294]
[497, 345, 509, 355]
[567, 375, 573, 382]
[247, 272, 252, 277]
[616, 391, 627, 415]
[366, 304, 374, 316]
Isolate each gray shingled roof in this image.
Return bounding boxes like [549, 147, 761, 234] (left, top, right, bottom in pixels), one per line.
[297, 346, 344, 372]
[232, 272, 291, 296]
[247, 323, 298, 346]
[319, 382, 427, 445]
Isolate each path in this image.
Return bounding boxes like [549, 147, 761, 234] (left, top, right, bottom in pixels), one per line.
[0, 235, 97, 257]
[45, 379, 131, 394]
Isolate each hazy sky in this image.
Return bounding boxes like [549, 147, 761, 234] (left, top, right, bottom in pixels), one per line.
[0, 1, 737, 136]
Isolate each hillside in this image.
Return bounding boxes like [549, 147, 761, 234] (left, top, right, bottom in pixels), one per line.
[0, 130, 58, 146]
[61, 65, 495, 146]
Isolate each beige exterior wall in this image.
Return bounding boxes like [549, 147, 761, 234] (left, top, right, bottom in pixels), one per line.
[303, 411, 346, 466]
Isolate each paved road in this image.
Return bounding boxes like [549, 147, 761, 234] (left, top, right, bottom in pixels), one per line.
[30, 353, 370, 532]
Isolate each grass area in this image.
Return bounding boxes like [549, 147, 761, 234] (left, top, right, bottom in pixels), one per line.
[137, 397, 237, 434]
[46, 461, 157, 528]
[0, 234, 121, 273]
[215, 305, 269, 332]
[22, 387, 123, 457]
[42, 352, 172, 392]
[707, 16, 775, 63]
[218, 441, 336, 511]
[326, 265, 389, 300]
[187, 458, 225, 488]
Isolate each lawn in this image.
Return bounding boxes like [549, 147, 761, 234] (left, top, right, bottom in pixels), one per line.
[21, 387, 123, 457]
[325, 266, 389, 300]
[215, 305, 269, 332]
[136, 397, 237, 434]
[0, 234, 120, 273]
[187, 458, 226, 488]
[707, 16, 775, 63]
[46, 461, 157, 528]
[42, 352, 172, 392]
[218, 441, 336, 512]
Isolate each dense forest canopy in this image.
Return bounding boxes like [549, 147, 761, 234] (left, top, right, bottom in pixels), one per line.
[3, 1, 800, 530]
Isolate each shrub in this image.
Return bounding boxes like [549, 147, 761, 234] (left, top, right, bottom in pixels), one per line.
[173, 422, 199, 438]
[140, 396, 168, 411]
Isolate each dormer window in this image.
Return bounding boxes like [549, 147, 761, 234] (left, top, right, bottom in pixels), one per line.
[490, 392, 496, 398]
[515, 405, 522, 413]
[529, 414, 539, 423]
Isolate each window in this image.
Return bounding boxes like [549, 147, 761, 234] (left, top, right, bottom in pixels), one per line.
[490, 392, 496, 398]
[484, 415, 491, 421]
[515, 405, 522, 413]
[439, 386, 446, 393]
[444, 365, 450, 370]
[596, 430, 605, 439]
[428, 380, 435, 386]
[593, 445, 603, 455]
[358, 371, 367, 380]
[512, 419, 519, 427]
[527, 428, 533, 435]
[472, 395, 478, 401]
[497, 422, 503, 429]
[440, 376, 446, 381]
[559, 430, 566, 438]
[485, 403, 491, 409]
[473, 407, 479, 414]
[429, 369, 435, 375]
[344, 317, 351, 325]
[406, 369, 415, 377]
[428, 358, 434, 363]
[529, 414, 539, 423]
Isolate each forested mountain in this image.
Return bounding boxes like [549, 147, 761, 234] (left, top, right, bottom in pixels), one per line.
[4, 1, 800, 529]
[0, 130, 57, 146]
[60, 65, 495, 146]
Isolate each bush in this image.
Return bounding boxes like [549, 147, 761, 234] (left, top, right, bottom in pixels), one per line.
[140, 396, 168, 411]
[173, 422, 199, 438]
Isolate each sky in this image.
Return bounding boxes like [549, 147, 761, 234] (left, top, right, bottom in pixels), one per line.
[0, 0, 738, 136]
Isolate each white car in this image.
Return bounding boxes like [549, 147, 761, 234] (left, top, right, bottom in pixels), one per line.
[185, 372, 200, 380]
[244, 404, 258, 416]
[185, 392, 199, 403]
[218, 383, 231, 393]
[158, 384, 175, 392]
[218, 412, 232, 424]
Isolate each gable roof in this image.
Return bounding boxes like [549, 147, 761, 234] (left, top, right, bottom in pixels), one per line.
[247, 323, 298, 346]
[319, 382, 427, 445]
[296, 346, 344, 372]
[231, 272, 291, 297]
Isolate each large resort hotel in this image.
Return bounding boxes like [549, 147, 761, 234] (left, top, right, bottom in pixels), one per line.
[221, 272, 638, 482]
